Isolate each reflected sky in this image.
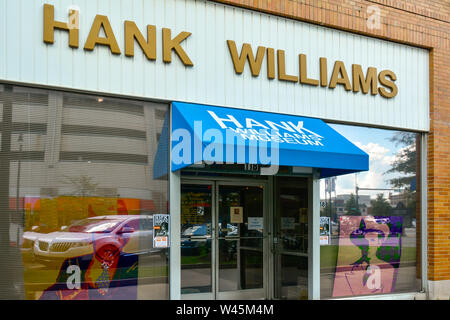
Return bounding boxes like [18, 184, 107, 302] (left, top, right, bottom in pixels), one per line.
[321, 123, 416, 199]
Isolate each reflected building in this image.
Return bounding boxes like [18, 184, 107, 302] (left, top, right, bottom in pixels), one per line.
[1, 85, 170, 300]
[4, 87, 168, 228]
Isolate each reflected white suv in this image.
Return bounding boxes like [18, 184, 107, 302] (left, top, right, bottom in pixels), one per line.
[29, 215, 157, 263]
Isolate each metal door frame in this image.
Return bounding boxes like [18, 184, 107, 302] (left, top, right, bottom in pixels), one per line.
[180, 176, 270, 300]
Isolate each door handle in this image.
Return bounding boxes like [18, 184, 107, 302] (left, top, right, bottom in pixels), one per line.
[187, 236, 210, 241]
[271, 236, 279, 254]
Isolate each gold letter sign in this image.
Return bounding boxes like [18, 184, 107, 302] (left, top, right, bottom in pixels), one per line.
[43, 4, 399, 99]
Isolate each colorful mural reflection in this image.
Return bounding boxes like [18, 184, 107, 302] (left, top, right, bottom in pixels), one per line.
[332, 216, 403, 297]
[20, 196, 162, 300]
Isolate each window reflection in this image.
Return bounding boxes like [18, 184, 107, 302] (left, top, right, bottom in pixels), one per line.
[320, 124, 420, 298]
[0, 85, 169, 300]
[274, 177, 309, 300]
[332, 216, 402, 296]
[180, 184, 213, 294]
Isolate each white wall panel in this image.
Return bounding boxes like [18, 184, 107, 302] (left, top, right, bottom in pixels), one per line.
[0, 0, 430, 131]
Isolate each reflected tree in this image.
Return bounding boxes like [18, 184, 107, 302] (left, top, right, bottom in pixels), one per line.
[62, 175, 99, 197]
[385, 132, 417, 227]
[385, 132, 417, 188]
[344, 194, 361, 216]
[370, 193, 393, 215]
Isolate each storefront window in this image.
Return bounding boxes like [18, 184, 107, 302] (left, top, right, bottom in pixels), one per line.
[0, 85, 169, 300]
[320, 124, 421, 298]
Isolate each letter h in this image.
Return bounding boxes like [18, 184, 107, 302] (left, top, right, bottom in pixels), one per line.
[43, 4, 79, 48]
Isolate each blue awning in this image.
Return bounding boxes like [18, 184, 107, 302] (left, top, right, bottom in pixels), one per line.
[170, 102, 369, 178]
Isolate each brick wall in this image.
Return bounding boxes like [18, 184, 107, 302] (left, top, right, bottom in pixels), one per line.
[211, 0, 450, 283]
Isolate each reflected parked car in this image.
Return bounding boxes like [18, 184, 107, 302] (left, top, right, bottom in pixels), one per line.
[219, 223, 238, 237]
[181, 224, 211, 256]
[27, 215, 158, 264]
[22, 225, 58, 259]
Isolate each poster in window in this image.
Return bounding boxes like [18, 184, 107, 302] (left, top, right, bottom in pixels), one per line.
[320, 217, 330, 245]
[332, 216, 403, 297]
[230, 207, 243, 223]
[153, 214, 170, 248]
[248, 217, 264, 230]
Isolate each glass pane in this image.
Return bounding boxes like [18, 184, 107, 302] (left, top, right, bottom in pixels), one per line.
[218, 185, 264, 238]
[320, 124, 421, 298]
[218, 238, 263, 292]
[218, 239, 238, 292]
[218, 185, 264, 292]
[240, 238, 264, 290]
[180, 184, 212, 294]
[1, 86, 169, 300]
[274, 177, 309, 300]
[278, 184, 308, 253]
[278, 254, 308, 300]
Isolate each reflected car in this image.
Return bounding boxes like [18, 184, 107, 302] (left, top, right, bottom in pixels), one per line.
[181, 224, 211, 256]
[218, 223, 238, 237]
[22, 225, 58, 258]
[29, 215, 157, 264]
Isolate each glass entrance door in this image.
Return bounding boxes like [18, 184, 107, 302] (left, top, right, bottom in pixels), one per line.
[180, 183, 214, 298]
[216, 183, 266, 299]
[273, 177, 310, 300]
[181, 180, 267, 300]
